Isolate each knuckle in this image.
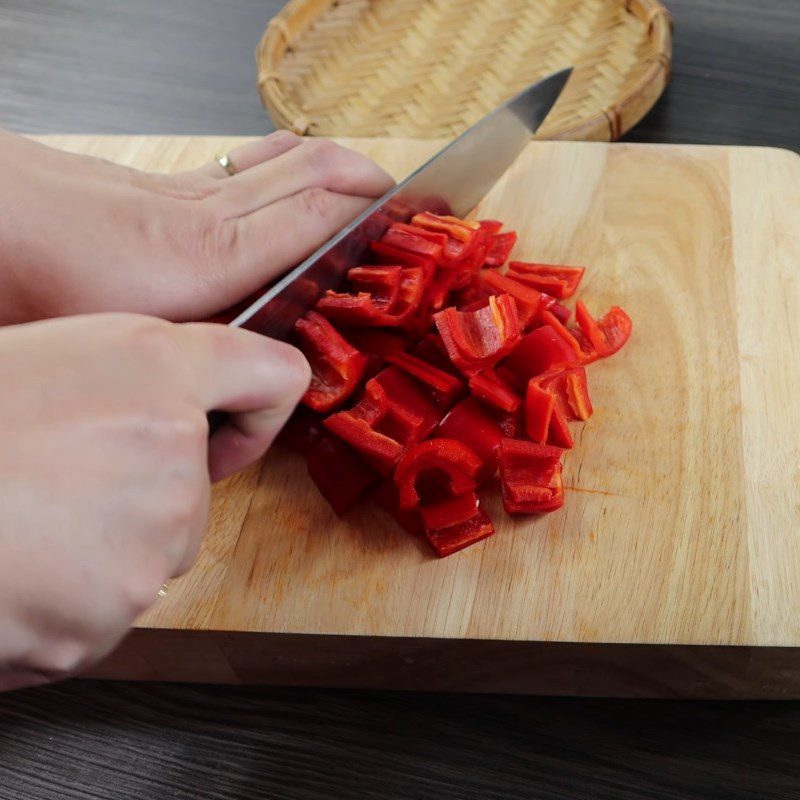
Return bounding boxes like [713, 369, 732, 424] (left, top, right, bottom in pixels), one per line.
[36, 637, 90, 680]
[304, 138, 343, 173]
[128, 317, 180, 371]
[296, 186, 335, 220]
[268, 129, 302, 148]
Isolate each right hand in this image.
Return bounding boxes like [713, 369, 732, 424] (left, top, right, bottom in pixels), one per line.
[0, 313, 310, 690]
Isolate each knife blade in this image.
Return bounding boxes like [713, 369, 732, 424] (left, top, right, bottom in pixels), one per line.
[229, 67, 572, 338]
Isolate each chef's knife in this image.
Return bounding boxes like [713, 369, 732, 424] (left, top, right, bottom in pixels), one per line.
[229, 67, 572, 339]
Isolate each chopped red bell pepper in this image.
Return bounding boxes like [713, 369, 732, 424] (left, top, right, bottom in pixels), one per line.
[386, 351, 464, 408]
[308, 435, 380, 516]
[499, 439, 565, 514]
[484, 231, 518, 267]
[436, 397, 503, 480]
[381, 224, 444, 260]
[507, 262, 586, 299]
[541, 309, 586, 360]
[502, 324, 579, 387]
[394, 438, 482, 509]
[525, 367, 593, 448]
[276, 406, 325, 455]
[411, 212, 480, 242]
[372, 480, 423, 536]
[317, 266, 425, 327]
[524, 381, 556, 443]
[294, 311, 368, 413]
[323, 367, 440, 475]
[340, 328, 409, 377]
[435, 293, 521, 375]
[575, 302, 633, 357]
[481, 270, 545, 328]
[425, 505, 495, 558]
[551, 302, 572, 324]
[370, 240, 436, 271]
[468, 367, 520, 413]
[419, 491, 482, 532]
[478, 219, 503, 235]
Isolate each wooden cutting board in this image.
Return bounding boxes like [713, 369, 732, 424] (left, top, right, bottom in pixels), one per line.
[38, 136, 800, 697]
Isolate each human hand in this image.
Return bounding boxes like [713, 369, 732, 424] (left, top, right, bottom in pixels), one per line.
[0, 312, 309, 690]
[0, 129, 394, 325]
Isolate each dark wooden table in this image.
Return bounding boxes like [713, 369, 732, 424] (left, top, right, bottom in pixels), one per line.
[1, 1, 799, 798]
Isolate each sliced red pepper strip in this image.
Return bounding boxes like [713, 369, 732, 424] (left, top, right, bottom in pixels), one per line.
[437, 397, 503, 480]
[468, 367, 520, 413]
[541, 309, 584, 359]
[575, 303, 632, 357]
[435, 293, 521, 375]
[294, 311, 368, 413]
[419, 491, 481, 532]
[317, 266, 425, 327]
[323, 367, 439, 475]
[425, 506, 495, 558]
[550, 301, 571, 324]
[536, 368, 593, 422]
[478, 219, 503, 235]
[484, 231, 518, 267]
[369, 240, 436, 272]
[507, 262, 585, 299]
[308, 436, 380, 516]
[276, 407, 325, 456]
[372, 480, 423, 536]
[391, 222, 448, 246]
[499, 439, 564, 514]
[386, 351, 464, 407]
[410, 211, 480, 242]
[348, 266, 402, 308]
[502, 325, 579, 387]
[524, 381, 556, 443]
[481, 270, 545, 329]
[381, 224, 444, 259]
[394, 438, 482, 510]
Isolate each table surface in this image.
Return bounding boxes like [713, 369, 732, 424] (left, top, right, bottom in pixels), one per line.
[0, 1, 799, 798]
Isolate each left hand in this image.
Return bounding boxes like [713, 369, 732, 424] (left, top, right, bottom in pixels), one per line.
[0, 129, 394, 325]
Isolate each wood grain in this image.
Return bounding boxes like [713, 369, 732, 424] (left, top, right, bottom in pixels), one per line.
[34, 135, 800, 693]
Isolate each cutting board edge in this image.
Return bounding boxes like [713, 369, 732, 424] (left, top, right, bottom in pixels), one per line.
[89, 628, 800, 698]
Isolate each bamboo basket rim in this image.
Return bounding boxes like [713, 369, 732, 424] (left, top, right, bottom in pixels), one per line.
[256, 0, 673, 141]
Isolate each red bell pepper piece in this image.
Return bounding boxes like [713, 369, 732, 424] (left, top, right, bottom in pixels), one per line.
[481, 270, 545, 329]
[541, 309, 586, 360]
[478, 219, 503, 235]
[373, 480, 424, 536]
[468, 367, 521, 413]
[394, 438, 482, 509]
[499, 439, 565, 514]
[435, 293, 521, 375]
[437, 397, 503, 480]
[575, 302, 633, 357]
[386, 351, 464, 407]
[524, 381, 556, 443]
[369, 241, 436, 273]
[410, 212, 480, 242]
[507, 262, 586, 299]
[425, 504, 495, 558]
[317, 266, 425, 327]
[391, 222, 449, 246]
[294, 311, 368, 413]
[525, 367, 593, 448]
[340, 328, 408, 377]
[551, 302, 571, 324]
[502, 325, 579, 387]
[308, 436, 380, 516]
[381, 224, 444, 260]
[419, 491, 482, 532]
[323, 367, 440, 475]
[538, 368, 593, 421]
[276, 407, 325, 455]
[484, 231, 518, 267]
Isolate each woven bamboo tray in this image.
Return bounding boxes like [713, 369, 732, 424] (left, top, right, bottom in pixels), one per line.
[257, 0, 672, 141]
